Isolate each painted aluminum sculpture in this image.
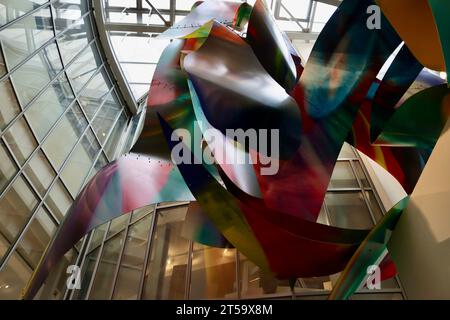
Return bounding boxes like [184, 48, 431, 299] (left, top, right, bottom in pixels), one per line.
[23, 0, 450, 299]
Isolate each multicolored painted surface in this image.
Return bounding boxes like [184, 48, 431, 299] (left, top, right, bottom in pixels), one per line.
[23, 0, 450, 300]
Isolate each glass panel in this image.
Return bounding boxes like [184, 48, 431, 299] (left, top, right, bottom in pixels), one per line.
[316, 203, 329, 225]
[104, 112, 127, 159]
[365, 190, 384, 223]
[78, 68, 111, 120]
[131, 205, 153, 223]
[60, 129, 100, 196]
[0, 78, 20, 130]
[65, 43, 101, 92]
[52, 0, 86, 34]
[23, 149, 55, 197]
[0, 175, 38, 246]
[0, 140, 18, 194]
[107, 214, 129, 237]
[239, 253, 291, 298]
[89, 230, 126, 300]
[0, 0, 48, 27]
[72, 247, 100, 300]
[328, 161, 359, 189]
[11, 42, 62, 107]
[67, 44, 102, 92]
[57, 14, 93, 64]
[190, 244, 237, 299]
[0, 6, 54, 70]
[325, 192, 374, 229]
[338, 142, 356, 159]
[36, 248, 78, 299]
[15, 207, 56, 268]
[353, 161, 370, 188]
[0, 239, 32, 299]
[86, 152, 107, 182]
[113, 214, 152, 299]
[42, 102, 87, 170]
[3, 117, 38, 165]
[92, 92, 123, 145]
[143, 205, 190, 300]
[25, 73, 74, 141]
[45, 178, 72, 222]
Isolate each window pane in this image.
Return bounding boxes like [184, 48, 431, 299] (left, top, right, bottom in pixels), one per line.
[131, 205, 153, 223]
[0, 6, 54, 70]
[65, 43, 101, 93]
[57, 14, 93, 64]
[45, 178, 72, 221]
[338, 142, 355, 159]
[25, 73, 74, 141]
[42, 102, 87, 169]
[365, 190, 384, 223]
[52, 0, 87, 34]
[92, 92, 123, 145]
[143, 205, 189, 299]
[61, 130, 100, 196]
[86, 152, 107, 182]
[0, 78, 21, 130]
[11, 42, 62, 107]
[107, 214, 129, 237]
[0, 0, 48, 27]
[353, 161, 370, 188]
[104, 112, 127, 159]
[78, 68, 111, 119]
[0, 175, 39, 246]
[239, 253, 291, 298]
[190, 244, 237, 299]
[89, 230, 126, 300]
[329, 161, 358, 189]
[23, 149, 55, 197]
[0, 140, 18, 194]
[3, 117, 38, 165]
[72, 247, 100, 300]
[16, 207, 56, 269]
[0, 238, 32, 299]
[113, 214, 153, 299]
[325, 192, 374, 229]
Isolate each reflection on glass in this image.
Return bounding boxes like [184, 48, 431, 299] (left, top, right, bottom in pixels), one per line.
[131, 205, 153, 223]
[190, 243, 237, 299]
[57, 15, 93, 64]
[0, 0, 48, 27]
[329, 161, 358, 189]
[23, 149, 56, 197]
[78, 68, 111, 119]
[0, 78, 21, 130]
[365, 190, 384, 222]
[73, 247, 100, 300]
[11, 42, 63, 107]
[325, 192, 374, 229]
[16, 207, 56, 268]
[37, 248, 78, 299]
[42, 102, 87, 170]
[45, 179, 73, 221]
[52, 0, 86, 34]
[0, 239, 32, 299]
[0, 176, 38, 246]
[239, 254, 291, 298]
[3, 117, 38, 165]
[114, 214, 152, 299]
[353, 161, 370, 188]
[65, 43, 101, 92]
[104, 112, 127, 159]
[25, 73, 75, 141]
[92, 92, 122, 145]
[89, 230, 126, 299]
[0, 140, 18, 194]
[143, 206, 189, 299]
[60, 129, 100, 196]
[107, 214, 129, 237]
[0, 6, 54, 70]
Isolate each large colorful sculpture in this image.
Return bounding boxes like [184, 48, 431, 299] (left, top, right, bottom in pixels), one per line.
[23, 0, 450, 299]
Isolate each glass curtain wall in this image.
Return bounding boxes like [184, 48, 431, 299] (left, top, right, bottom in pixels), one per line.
[73, 143, 405, 300]
[0, 0, 132, 300]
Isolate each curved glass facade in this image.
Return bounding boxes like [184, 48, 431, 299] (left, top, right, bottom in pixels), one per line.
[0, 0, 132, 299]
